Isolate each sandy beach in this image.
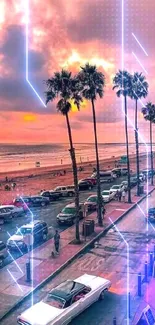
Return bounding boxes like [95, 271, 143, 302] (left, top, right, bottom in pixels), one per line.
[0, 152, 150, 205]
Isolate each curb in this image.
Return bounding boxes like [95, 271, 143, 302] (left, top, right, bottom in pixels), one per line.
[0, 187, 154, 321]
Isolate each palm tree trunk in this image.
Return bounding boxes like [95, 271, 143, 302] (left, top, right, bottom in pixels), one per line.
[135, 99, 140, 195]
[66, 113, 80, 242]
[150, 120, 154, 185]
[91, 99, 103, 226]
[124, 95, 131, 203]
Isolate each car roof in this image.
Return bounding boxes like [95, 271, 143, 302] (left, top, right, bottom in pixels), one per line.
[64, 202, 83, 208]
[0, 205, 15, 208]
[49, 280, 85, 302]
[87, 195, 97, 198]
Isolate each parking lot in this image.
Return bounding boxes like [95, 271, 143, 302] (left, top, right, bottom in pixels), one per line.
[0, 175, 130, 267]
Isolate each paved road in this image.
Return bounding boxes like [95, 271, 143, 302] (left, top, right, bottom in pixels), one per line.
[1, 189, 155, 325]
[0, 176, 126, 266]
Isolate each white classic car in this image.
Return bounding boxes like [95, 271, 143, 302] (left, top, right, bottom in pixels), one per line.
[17, 274, 111, 325]
[101, 190, 115, 202]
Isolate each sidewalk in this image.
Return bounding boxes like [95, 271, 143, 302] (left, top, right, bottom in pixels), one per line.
[0, 185, 154, 320]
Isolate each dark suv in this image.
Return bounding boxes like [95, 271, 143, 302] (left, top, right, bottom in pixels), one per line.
[12, 196, 50, 210]
[7, 220, 48, 251]
[147, 208, 155, 222]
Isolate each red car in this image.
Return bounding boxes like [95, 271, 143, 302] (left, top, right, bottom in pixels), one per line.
[81, 178, 97, 186]
[11, 198, 28, 211]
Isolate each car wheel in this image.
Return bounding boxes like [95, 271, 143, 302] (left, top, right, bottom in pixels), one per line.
[43, 233, 47, 241]
[13, 212, 18, 218]
[41, 201, 46, 207]
[99, 289, 107, 300]
[68, 192, 73, 197]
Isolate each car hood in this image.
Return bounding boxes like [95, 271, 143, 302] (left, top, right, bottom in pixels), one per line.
[8, 234, 23, 242]
[102, 195, 109, 198]
[18, 301, 64, 325]
[76, 274, 111, 291]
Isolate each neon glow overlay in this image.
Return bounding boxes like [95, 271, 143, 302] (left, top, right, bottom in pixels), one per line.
[5, 0, 152, 319]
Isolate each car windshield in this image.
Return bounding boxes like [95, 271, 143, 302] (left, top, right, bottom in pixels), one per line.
[61, 207, 75, 214]
[112, 186, 119, 189]
[44, 294, 66, 309]
[87, 197, 97, 202]
[102, 191, 110, 195]
[16, 227, 32, 235]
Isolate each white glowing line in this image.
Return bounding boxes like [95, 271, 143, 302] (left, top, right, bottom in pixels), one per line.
[109, 217, 129, 324]
[132, 52, 148, 75]
[132, 33, 148, 57]
[7, 231, 23, 255]
[20, 196, 34, 306]
[8, 251, 24, 274]
[25, 0, 46, 107]
[7, 269, 23, 292]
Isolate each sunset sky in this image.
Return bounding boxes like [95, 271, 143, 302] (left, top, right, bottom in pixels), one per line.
[0, 0, 155, 144]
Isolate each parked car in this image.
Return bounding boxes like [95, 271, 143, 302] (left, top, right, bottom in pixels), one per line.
[141, 169, 153, 178]
[85, 195, 98, 211]
[7, 220, 48, 251]
[0, 241, 8, 267]
[112, 168, 121, 177]
[91, 171, 116, 183]
[110, 184, 124, 194]
[17, 274, 111, 325]
[57, 203, 84, 225]
[147, 207, 155, 222]
[12, 196, 50, 210]
[54, 186, 75, 197]
[40, 190, 62, 201]
[0, 206, 13, 223]
[120, 168, 128, 176]
[1, 205, 24, 217]
[101, 190, 115, 202]
[78, 180, 93, 191]
[81, 177, 97, 186]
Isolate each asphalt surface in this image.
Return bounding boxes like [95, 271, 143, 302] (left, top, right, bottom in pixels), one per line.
[1, 189, 155, 325]
[0, 175, 127, 267]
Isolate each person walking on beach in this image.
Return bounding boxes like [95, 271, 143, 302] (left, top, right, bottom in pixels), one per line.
[54, 230, 60, 254]
[122, 189, 126, 203]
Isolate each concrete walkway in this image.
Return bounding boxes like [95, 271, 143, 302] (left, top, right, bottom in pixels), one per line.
[0, 185, 154, 320]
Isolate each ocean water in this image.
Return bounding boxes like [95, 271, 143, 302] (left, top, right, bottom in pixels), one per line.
[0, 143, 150, 173]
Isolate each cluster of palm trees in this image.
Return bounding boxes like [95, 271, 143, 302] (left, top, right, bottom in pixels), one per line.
[45, 65, 155, 242]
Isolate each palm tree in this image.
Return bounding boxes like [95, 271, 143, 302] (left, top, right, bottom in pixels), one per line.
[45, 70, 82, 242]
[77, 63, 105, 226]
[130, 72, 148, 195]
[113, 70, 132, 203]
[142, 102, 155, 185]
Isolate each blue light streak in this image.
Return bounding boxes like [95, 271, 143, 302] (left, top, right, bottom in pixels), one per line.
[121, 1, 150, 319]
[7, 269, 23, 292]
[8, 251, 24, 274]
[20, 196, 34, 306]
[132, 33, 148, 57]
[132, 52, 148, 75]
[109, 217, 130, 324]
[25, 0, 46, 107]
